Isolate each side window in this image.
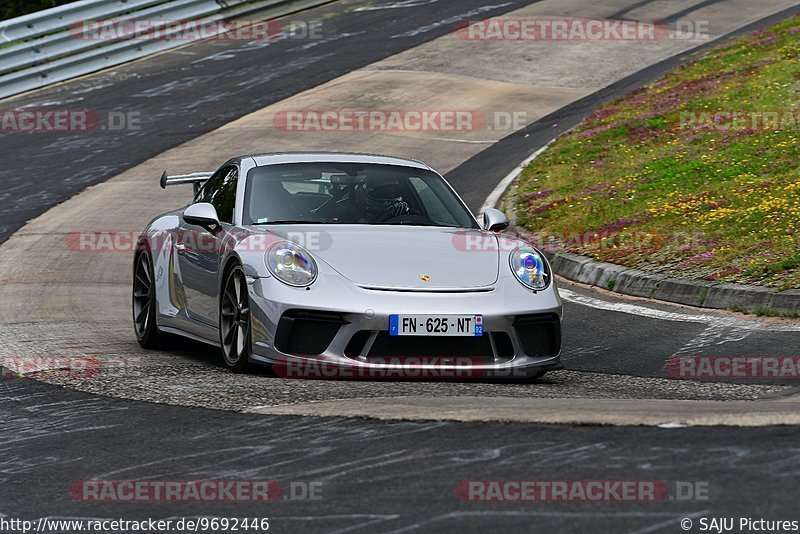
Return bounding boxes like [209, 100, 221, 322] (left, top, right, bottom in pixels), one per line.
[196, 166, 238, 224]
[194, 168, 225, 204]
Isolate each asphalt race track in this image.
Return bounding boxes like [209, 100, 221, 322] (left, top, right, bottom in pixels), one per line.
[1, 0, 800, 531]
[0, 0, 535, 244]
[3, 378, 800, 533]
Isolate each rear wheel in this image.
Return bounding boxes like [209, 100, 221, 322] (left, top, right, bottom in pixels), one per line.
[220, 264, 252, 373]
[133, 251, 165, 348]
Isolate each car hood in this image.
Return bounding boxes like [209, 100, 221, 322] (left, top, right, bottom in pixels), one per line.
[269, 225, 500, 291]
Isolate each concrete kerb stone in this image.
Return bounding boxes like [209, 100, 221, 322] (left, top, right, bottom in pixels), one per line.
[544, 251, 799, 314]
[573, 261, 630, 290]
[771, 289, 800, 314]
[547, 252, 592, 281]
[613, 269, 666, 299]
[702, 283, 775, 311]
[643, 277, 712, 307]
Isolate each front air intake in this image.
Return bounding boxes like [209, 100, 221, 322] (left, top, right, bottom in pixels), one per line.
[275, 310, 348, 356]
[513, 313, 561, 357]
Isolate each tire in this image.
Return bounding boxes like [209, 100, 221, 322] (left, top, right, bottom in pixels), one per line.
[219, 263, 252, 373]
[133, 250, 165, 349]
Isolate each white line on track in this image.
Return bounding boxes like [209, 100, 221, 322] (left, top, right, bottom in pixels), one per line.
[391, 4, 513, 39]
[355, 0, 440, 12]
[559, 288, 800, 332]
[670, 323, 752, 357]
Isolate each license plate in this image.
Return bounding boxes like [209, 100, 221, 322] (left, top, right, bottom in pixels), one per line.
[389, 314, 483, 337]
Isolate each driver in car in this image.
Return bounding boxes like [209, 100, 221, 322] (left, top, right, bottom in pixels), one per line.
[311, 175, 413, 224]
[351, 180, 410, 224]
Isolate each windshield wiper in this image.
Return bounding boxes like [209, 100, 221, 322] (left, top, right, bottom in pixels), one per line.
[378, 221, 456, 227]
[252, 220, 326, 225]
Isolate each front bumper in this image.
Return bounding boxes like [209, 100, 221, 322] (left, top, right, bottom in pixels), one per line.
[247, 271, 563, 378]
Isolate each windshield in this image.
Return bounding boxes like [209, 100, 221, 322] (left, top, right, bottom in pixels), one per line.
[243, 162, 479, 228]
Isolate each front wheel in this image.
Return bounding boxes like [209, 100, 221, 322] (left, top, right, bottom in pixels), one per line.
[133, 251, 165, 349]
[220, 264, 252, 373]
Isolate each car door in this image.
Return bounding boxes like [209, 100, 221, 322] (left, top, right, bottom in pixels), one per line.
[177, 165, 238, 326]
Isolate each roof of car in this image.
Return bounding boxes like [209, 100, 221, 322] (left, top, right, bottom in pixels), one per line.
[247, 152, 432, 171]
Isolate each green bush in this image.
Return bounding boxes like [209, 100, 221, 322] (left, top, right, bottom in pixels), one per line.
[1, 0, 78, 21]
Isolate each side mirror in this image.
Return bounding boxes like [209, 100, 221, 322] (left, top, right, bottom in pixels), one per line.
[183, 202, 220, 228]
[482, 208, 510, 232]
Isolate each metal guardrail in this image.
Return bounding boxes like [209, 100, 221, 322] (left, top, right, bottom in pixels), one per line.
[0, 0, 332, 99]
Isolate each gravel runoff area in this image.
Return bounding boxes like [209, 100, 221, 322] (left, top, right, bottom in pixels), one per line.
[0, 320, 791, 413]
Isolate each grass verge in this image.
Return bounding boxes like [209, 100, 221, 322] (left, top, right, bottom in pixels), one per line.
[514, 16, 800, 290]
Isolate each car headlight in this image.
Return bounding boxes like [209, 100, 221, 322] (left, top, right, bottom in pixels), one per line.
[266, 241, 317, 287]
[509, 246, 550, 291]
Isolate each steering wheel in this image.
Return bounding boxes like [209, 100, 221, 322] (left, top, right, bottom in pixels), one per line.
[375, 201, 423, 223]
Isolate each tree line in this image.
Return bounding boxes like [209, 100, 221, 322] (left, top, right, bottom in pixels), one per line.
[1, 0, 77, 21]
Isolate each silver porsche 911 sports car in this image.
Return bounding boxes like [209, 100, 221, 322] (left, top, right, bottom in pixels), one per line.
[133, 153, 562, 379]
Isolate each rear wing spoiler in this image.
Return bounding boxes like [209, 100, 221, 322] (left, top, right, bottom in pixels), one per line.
[159, 171, 214, 195]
